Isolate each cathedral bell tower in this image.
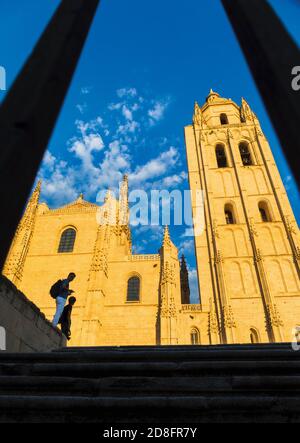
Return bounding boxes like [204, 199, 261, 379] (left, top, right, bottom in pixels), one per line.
[185, 90, 300, 345]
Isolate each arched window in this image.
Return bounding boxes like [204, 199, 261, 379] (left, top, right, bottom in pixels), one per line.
[58, 228, 76, 253]
[250, 328, 260, 344]
[220, 113, 229, 125]
[127, 276, 140, 302]
[258, 201, 272, 222]
[239, 142, 253, 166]
[216, 144, 228, 168]
[191, 328, 200, 345]
[224, 204, 236, 225]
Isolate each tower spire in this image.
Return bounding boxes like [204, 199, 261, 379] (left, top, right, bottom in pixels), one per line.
[193, 101, 203, 127]
[180, 254, 190, 304]
[163, 225, 171, 247]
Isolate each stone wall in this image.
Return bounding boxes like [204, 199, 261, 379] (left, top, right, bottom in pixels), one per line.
[0, 275, 66, 352]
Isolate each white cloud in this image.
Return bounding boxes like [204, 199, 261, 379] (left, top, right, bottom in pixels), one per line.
[161, 172, 188, 188]
[68, 119, 105, 175]
[108, 102, 123, 111]
[76, 117, 107, 133]
[131, 103, 140, 112]
[98, 140, 131, 189]
[81, 86, 92, 95]
[76, 103, 87, 114]
[129, 147, 178, 185]
[43, 151, 56, 171]
[179, 238, 195, 255]
[122, 105, 133, 121]
[39, 88, 177, 208]
[39, 160, 78, 206]
[117, 120, 140, 136]
[134, 225, 164, 249]
[117, 88, 137, 98]
[148, 99, 170, 125]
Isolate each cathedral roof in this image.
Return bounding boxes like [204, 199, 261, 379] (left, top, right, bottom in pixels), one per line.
[48, 194, 99, 215]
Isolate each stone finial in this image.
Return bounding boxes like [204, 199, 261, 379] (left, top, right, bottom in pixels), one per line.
[193, 101, 202, 127]
[206, 89, 221, 104]
[240, 97, 253, 122]
[163, 225, 172, 247]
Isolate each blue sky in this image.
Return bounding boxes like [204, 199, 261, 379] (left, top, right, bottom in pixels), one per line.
[0, 0, 299, 303]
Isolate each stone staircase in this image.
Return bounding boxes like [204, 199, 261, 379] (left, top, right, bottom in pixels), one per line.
[0, 343, 300, 423]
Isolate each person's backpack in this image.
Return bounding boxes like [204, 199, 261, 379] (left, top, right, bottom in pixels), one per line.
[50, 280, 62, 299]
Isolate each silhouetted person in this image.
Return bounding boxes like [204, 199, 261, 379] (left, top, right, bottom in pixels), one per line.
[52, 273, 76, 327]
[59, 296, 77, 340]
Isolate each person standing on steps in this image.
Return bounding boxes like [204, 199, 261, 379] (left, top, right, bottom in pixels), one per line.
[51, 273, 76, 327]
[58, 296, 77, 340]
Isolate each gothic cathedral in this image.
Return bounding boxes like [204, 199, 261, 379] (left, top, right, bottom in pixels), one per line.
[3, 90, 300, 346]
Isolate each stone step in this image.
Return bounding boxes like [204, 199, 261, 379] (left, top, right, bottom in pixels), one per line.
[1, 344, 300, 422]
[0, 394, 299, 423]
[0, 344, 298, 364]
[0, 375, 300, 396]
[1, 360, 300, 377]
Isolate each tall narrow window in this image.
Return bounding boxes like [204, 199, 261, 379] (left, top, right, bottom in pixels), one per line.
[216, 144, 228, 168]
[239, 142, 253, 166]
[224, 204, 236, 225]
[250, 328, 260, 344]
[58, 228, 76, 253]
[127, 276, 140, 302]
[259, 202, 271, 222]
[191, 328, 200, 345]
[220, 113, 229, 125]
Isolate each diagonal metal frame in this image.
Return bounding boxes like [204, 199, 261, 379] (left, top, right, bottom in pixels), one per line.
[0, 0, 100, 271]
[221, 0, 300, 188]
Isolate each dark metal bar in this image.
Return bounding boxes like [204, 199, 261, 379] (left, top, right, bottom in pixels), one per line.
[0, 0, 100, 271]
[221, 0, 300, 187]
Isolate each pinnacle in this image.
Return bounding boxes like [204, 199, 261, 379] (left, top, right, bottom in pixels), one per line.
[162, 225, 172, 246]
[208, 88, 219, 97]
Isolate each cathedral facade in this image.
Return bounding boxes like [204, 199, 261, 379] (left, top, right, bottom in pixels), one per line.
[3, 177, 195, 346]
[3, 91, 300, 346]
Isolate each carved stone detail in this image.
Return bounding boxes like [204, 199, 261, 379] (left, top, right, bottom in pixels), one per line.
[209, 298, 219, 334]
[267, 303, 284, 328]
[223, 305, 236, 329]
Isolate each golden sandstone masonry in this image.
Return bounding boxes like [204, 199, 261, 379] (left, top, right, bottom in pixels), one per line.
[185, 90, 300, 345]
[3, 91, 300, 346]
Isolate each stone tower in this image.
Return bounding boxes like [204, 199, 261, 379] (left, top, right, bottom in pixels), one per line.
[185, 90, 300, 344]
